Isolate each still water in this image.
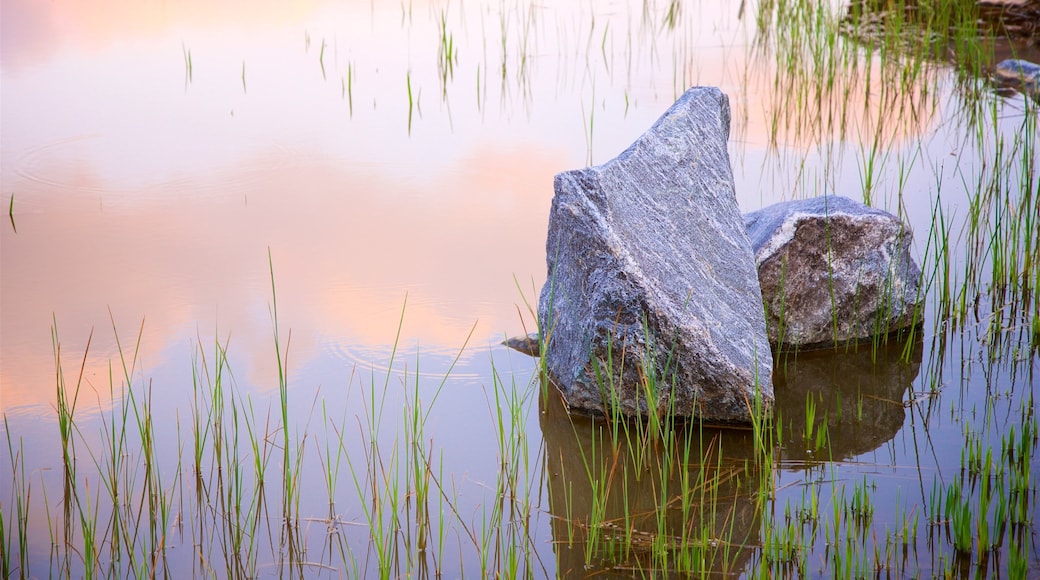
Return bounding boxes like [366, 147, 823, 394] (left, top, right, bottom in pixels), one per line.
[1, 0, 1037, 577]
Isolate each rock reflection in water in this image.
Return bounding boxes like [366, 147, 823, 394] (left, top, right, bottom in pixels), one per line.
[539, 389, 764, 578]
[773, 334, 924, 464]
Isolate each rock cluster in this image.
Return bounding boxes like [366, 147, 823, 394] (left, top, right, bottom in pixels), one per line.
[517, 90, 926, 426]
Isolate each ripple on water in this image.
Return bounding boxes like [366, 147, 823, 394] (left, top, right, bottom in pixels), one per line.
[324, 339, 485, 382]
[9, 135, 299, 209]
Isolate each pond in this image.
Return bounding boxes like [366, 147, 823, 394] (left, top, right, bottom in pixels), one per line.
[1, 0, 1037, 577]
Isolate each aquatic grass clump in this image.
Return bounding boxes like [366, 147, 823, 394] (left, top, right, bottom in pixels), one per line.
[751, 0, 946, 160]
[3, 0, 1040, 577]
[181, 42, 192, 86]
[571, 425, 757, 575]
[2, 417, 31, 578]
[1003, 398, 1038, 527]
[478, 351, 545, 578]
[187, 330, 277, 577]
[541, 334, 767, 577]
[35, 315, 192, 577]
[5, 296, 549, 577]
[6, 193, 14, 233]
[914, 95, 1040, 365]
[4, 219, 1039, 574]
[437, 7, 459, 97]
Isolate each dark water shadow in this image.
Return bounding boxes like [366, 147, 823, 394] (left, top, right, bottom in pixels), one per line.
[772, 334, 924, 466]
[539, 388, 765, 578]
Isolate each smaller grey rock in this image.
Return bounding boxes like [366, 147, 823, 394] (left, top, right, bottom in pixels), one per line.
[502, 333, 540, 357]
[744, 195, 923, 349]
[995, 59, 1040, 97]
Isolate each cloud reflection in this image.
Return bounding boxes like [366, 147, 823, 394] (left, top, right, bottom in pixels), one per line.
[0, 141, 557, 412]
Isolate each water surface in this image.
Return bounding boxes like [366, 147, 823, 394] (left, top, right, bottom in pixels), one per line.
[1, 0, 1036, 577]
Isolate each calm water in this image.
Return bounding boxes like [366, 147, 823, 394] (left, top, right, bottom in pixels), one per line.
[1, 0, 1037, 577]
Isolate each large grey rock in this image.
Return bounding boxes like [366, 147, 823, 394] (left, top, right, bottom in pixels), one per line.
[537, 87, 773, 425]
[744, 195, 923, 348]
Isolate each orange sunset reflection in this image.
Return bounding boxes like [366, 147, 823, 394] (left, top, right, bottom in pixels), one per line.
[1, 140, 558, 412]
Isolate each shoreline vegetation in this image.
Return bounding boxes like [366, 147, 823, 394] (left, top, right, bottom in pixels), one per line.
[2, 0, 1037, 577]
[3, 278, 1034, 577]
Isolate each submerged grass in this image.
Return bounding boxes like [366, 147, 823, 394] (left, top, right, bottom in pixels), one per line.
[30, 285, 1030, 576]
[6, 193, 14, 234]
[2, 0, 1039, 577]
[3, 276, 543, 577]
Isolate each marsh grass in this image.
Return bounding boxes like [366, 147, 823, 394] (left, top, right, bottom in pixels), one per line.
[3, 229, 1037, 574]
[181, 42, 192, 87]
[3, 0, 1039, 577]
[2, 417, 30, 578]
[318, 39, 327, 81]
[6, 193, 14, 234]
[407, 70, 415, 133]
[5, 281, 547, 577]
[543, 383, 762, 577]
[345, 61, 355, 117]
[507, 288, 773, 576]
[437, 8, 458, 97]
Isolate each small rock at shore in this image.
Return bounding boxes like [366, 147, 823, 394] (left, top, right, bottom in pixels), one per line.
[502, 333, 540, 357]
[994, 59, 1040, 98]
[744, 195, 923, 349]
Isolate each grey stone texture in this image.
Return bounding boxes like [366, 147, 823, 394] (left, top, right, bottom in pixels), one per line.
[501, 333, 540, 357]
[537, 87, 773, 425]
[995, 59, 1040, 99]
[744, 195, 923, 348]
